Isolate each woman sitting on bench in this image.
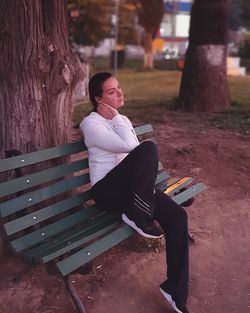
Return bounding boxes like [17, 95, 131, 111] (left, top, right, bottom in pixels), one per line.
[80, 72, 190, 313]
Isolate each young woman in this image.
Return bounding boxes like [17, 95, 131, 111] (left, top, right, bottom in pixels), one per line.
[80, 72, 190, 313]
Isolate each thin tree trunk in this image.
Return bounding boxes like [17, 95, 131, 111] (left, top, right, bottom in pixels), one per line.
[179, 0, 230, 112]
[143, 32, 153, 69]
[0, 0, 84, 159]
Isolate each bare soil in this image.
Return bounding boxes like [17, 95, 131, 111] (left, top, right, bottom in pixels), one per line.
[1, 113, 249, 313]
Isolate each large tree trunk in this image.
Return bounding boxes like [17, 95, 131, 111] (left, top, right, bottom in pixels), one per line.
[179, 0, 230, 112]
[0, 0, 84, 255]
[0, 0, 83, 159]
[143, 31, 153, 69]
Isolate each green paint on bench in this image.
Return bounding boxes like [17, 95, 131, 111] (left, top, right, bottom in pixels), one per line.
[0, 159, 88, 198]
[33, 214, 121, 263]
[4, 189, 92, 235]
[10, 204, 102, 253]
[134, 124, 153, 136]
[172, 183, 206, 204]
[1, 174, 90, 219]
[57, 224, 134, 276]
[0, 141, 86, 173]
[156, 170, 170, 186]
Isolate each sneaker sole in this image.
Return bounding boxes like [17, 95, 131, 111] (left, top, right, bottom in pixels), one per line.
[159, 288, 183, 313]
[122, 213, 164, 239]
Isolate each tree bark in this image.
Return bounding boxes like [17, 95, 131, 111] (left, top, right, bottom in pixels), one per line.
[179, 44, 229, 112]
[0, 0, 84, 159]
[179, 0, 230, 112]
[143, 31, 153, 69]
[0, 0, 84, 255]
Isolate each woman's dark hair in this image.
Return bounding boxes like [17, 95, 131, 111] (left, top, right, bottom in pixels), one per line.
[88, 72, 112, 111]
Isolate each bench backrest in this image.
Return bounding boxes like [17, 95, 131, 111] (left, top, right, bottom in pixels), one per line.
[0, 124, 168, 255]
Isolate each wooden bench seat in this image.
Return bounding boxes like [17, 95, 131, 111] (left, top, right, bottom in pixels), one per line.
[0, 124, 206, 311]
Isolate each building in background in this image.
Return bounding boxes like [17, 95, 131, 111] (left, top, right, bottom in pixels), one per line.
[75, 0, 193, 61]
[153, 0, 193, 58]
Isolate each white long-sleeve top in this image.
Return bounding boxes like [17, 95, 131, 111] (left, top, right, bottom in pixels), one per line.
[80, 112, 139, 186]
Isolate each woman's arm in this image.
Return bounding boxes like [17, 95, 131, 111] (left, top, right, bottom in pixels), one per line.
[81, 115, 139, 153]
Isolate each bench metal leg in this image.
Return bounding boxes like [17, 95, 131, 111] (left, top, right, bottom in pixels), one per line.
[64, 276, 87, 313]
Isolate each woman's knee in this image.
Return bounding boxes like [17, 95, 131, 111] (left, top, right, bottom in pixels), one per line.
[136, 141, 158, 158]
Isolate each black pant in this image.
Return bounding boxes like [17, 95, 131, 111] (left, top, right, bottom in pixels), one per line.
[92, 141, 189, 303]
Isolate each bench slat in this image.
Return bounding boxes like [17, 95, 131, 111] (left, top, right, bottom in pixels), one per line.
[25, 212, 118, 260]
[57, 224, 133, 276]
[0, 141, 86, 173]
[172, 183, 207, 205]
[29, 214, 121, 263]
[0, 159, 89, 198]
[165, 177, 193, 196]
[0, 124, 150, 174]
[4, 190, 93, 235]
[10, 204, 102, 253]
[134, 124, 153, 136]
[42, 221, 120, 264]
[166, 177, 181, 187]
[156, 171, 170, 186]
[0, 173, 90, 218]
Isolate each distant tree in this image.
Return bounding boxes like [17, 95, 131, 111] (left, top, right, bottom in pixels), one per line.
[229, 0, 250, 31]
[179, 0, 230, 112]
[68, 0, 113, 47]
[241, 0, 250, 28]
[68, 0, 138, 55]
[229, 0, 243, 31]
[132, 0, 164, 69]
[0, 0, 84, 160]
[118, 1, 139, 46]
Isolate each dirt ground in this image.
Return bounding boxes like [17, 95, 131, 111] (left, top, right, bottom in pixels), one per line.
[0, 112, 249, 313]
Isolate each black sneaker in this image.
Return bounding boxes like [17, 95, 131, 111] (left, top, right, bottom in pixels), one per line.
[160, 288, 189, 313]
[175, 303, 189, 313]
[122, 213, 164, 239]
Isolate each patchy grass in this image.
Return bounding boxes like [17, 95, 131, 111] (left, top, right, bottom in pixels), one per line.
[208, 75, 250, 134]
[73, 69, 250, 134]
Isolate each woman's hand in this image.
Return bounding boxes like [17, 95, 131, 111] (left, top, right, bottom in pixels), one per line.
[97, 102, 118, 120]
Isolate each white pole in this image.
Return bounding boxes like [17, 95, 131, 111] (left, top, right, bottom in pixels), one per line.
[114, 0, 119, 77]
[171, 0, 177, 51]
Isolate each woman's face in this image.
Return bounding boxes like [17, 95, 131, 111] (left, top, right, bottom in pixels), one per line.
[96, 77, 124, 109]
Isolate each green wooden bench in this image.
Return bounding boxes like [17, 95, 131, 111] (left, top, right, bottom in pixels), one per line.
[0, 124, 206, 313]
